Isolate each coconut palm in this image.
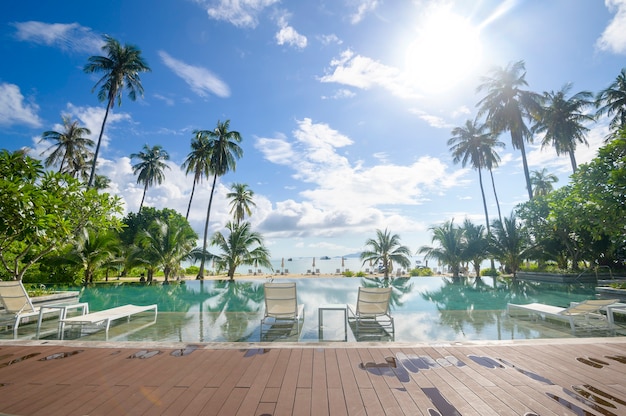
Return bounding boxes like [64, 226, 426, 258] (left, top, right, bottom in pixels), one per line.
[62, 228, 121, 285]
[196, 120, 244, 279]
[40, 116, 93, 178]
[131, 144, 170, 212]
[211, 221, 272, 281]
[489, 212, 530, 278]
[530, 168, 558, 197]
[596, 68, 626, 141]
[533, 83, 594, 173]
[360, 228, 412, 280]
[448, 119, 504, 234]
[477, 60, 541, 200]
[181, 131, 213, 220]
[227, 183, 256, 224]
[84, 35, 151, 188]
[461, 219, 489, 277]
[418, 220, 465, 277]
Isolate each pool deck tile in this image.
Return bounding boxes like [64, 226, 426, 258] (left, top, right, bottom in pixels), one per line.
[0, 338, 625, 415]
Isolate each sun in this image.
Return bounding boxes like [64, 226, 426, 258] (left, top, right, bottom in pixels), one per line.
[404, 8, 483, 94]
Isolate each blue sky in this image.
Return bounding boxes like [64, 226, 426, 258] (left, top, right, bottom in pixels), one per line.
[1, 0, 625, 260]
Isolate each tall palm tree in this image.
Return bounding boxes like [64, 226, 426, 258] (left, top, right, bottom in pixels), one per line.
[418, 220, 465, 277]
[131, 144, 170, 212]
[84, 35, 151, 188]
[596, 68, 626, 141]
[227, 183, 256, 224]
[40, 115, 93, 178]
[489, 212, 530, 278]
[530, 168, 558, 197]
[360, 228, 412, 280]
[181, 131, 213, 220]
[461, 219, 489, 277]
[62, 228, 121, 285]
[448, 119, 504, 235]
[211, 221, 272, 281]
[533, 83, 594, 173]
[196, 120, 244, 279]
[477, 60, 541, 200]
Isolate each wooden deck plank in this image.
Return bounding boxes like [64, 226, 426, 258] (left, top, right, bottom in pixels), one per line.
[236, 348, 283, 416]
[274, 348, 302, 416]
[292, 387, 312, 416]
[334, 348, 368, 416]
[311, 348, 330, 416]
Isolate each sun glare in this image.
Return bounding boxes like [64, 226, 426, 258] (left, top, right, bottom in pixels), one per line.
[405, 8, 483, 94]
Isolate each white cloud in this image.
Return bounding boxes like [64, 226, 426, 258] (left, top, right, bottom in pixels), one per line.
[318, 34, 342, 46]
[0, 83, 42, 128]
[597, 0, 626, 54]
[275, 24, 308, 49]
[408, 108, 453, 129]
[350, 0, 380, 24]
[11, 21, 103, 54]
[203, 0, 279, 28]
[321, 89, 356, 100]
[158, 51, 230, 98]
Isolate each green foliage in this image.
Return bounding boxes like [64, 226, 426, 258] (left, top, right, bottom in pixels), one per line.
[360, 228, 412, 279]
[609, 282, 626, 289]
[185, 265, 200, 275]
[480, 268, 500, 277]
[211, 221, 271, 280]
[410, 267, 433, 276]
[355, 271, 365, 277]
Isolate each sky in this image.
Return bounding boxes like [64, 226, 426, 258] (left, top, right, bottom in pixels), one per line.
[1, 0, 626, 261]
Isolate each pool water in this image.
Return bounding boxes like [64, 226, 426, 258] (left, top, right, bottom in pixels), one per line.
[30, 276, 612, 343]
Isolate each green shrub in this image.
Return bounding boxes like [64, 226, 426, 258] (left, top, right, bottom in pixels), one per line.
[355, 271, 366, 277]
[185, 265, 200, 275]
[480, 268, 500, 277]
[343, 270, 354, 277]
[410, 267, 433, 276]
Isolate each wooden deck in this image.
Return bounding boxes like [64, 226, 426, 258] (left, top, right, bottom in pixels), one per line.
[0, 338, 625, 415]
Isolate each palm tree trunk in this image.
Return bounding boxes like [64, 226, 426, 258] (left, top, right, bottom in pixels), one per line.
[488, 168, 503, 224]
[198, 173, 218, 279]
[569, 150, 577, 173]
[517, 136, 534, 200]
[478, 168, 496, 271]
[185, 178, 197, 220]
[139, 182, 148, 212]
[88, 97, 113, 188]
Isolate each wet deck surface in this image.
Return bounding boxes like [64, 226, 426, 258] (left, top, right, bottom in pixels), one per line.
[0, 338, 625, 415]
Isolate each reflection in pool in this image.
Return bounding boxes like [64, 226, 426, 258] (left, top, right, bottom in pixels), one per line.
[31, 276, 610, 343]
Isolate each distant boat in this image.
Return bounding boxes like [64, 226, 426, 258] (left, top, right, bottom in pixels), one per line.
[320, 256, 331, 260]
[287, 258, 292, 261]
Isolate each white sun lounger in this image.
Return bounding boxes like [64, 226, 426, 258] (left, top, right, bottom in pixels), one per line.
[507, 299, 618, 333]
[59, 304, 158, 340]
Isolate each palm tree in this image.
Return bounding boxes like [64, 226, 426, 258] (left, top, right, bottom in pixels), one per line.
[227, 183, 256, 224]
[63, 228, 121, 285]
[84, 35, 151, 188]
[131, 144, 170, 212]
[418, 220, 465, 277]
[477, 60, 541, 200]
[211, 221, 272, 281]
[530, 168, 558, 197]
[489, 212, 530, 278]
[360, 228, 412, 280]
[596, 68, 626, 141]
[196, 120, 244, 279]
[448, 119, 504, 235]
[533, 83, 594, 173]
[181, 131, 213, 220]
[461, 219, 489, 277]
[40, 115, 93, 178]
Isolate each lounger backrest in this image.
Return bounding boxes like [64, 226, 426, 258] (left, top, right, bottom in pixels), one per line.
[264, 283, 299, 319]
[0, 281, 36, 314]
[561, 299, 618, 316]
[356, 287, 392, 317]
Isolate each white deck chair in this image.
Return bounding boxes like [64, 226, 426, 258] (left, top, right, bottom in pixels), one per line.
[507, 299, 618, 333]
[0, 280, 42, 338]
[261, 283, 304, 339]
[347, 287, 394, 339]
[59, 304, 158, 340]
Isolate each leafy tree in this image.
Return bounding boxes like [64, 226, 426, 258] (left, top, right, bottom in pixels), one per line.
[131, 144, 170, 211]
[596, 68, 626, 141]
[0, 150, 122, 280]
[40, 115, 93, 178]
[477, 60, 541, 200]
[211, 221, 272, 281]
[360, 228, 412, 279]
[227, 183, 256, 224]
[489, 213, 530, 278]
[533, 83, 593, 173]
[84, 35, 151, 188]
[461, 219, 489, 277]
[530, 168, 558, 197]
[60, 228, 122, 285]
[181, 131, 212, 220]
[418, 220, 465, 277]
[196, 120, 244, 279]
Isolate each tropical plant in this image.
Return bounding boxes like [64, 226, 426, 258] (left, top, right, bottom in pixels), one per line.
[181, 131, 213, 220]
[196, 120, 244, 279]
[530, 168, 558, 197]
[210, 221, 272, 281]
[84, 35, 151, 187]
[40, 115, 93, 179]
[596, 68, 626, 141]
[130, 144, 170, 211]
[477, 60, 541, 200]
[61, 228, 122, 285]
[418, 220, 465, 277]
[227, 183, 256, 224]
[461, 219, 489, 277]
[448, 118, 504, 234]
[533, 83, 594, 173]
[489, 212, 531, 278]
[360, 228, 412, 279]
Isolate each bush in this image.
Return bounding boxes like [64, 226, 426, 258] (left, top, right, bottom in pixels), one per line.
[410, 267, 433, 276]
[343, 270, 354, 277]
[355, 271, 366, 277]
[185, 265, 200, 275]
[480, 268, 500, 277]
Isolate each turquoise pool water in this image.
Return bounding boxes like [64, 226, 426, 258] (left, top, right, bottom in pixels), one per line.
[29, 276, 608, 343]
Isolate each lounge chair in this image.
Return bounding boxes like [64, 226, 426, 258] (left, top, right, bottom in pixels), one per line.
[0, 281, 87, 338]
[260, 283, 304, 340]
[347, 287, 394, 340]
[59, 304, 158, 340]
[507, 299, 619, 333]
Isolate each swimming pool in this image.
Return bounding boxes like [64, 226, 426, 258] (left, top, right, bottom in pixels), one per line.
[27, 276, 612, 343]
